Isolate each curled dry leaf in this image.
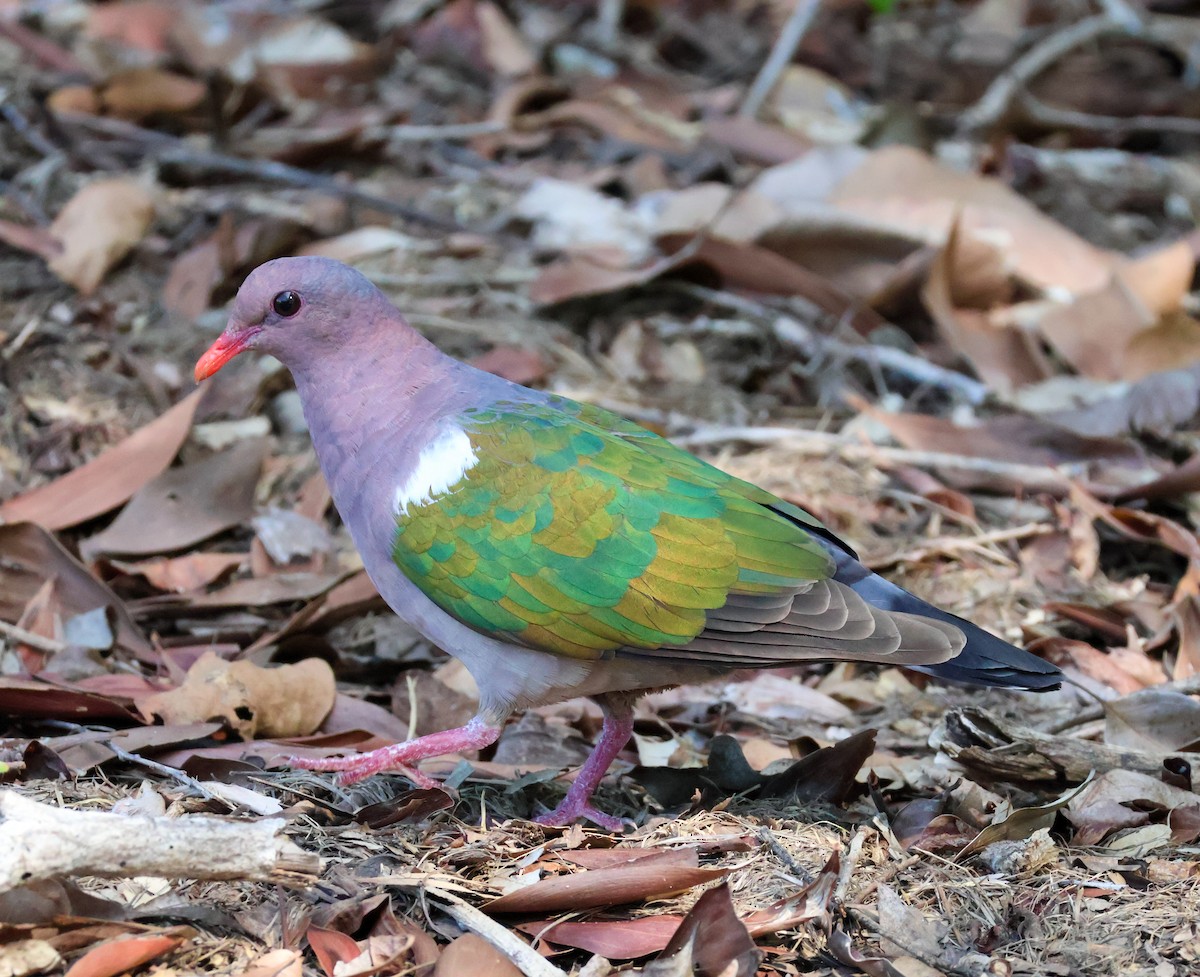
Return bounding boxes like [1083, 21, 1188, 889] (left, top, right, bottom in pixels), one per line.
[922, 218, 1052, 392]
[652, 882, 759, 977]
[140, 652, 336, 740]
[47, 178, 155, 295]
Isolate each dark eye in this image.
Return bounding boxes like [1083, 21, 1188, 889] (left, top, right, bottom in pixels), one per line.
[272, 290, 302, 317]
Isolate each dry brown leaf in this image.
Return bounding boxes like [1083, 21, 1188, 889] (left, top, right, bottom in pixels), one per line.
[653, 882, 759, 977]
[830, 146, 1116, 297]
[476, 1, 535, 77]
[921, 219, 1052, 392]
[100, 68, 207, 120]
[109, 552, 247, 593]
[47, 178, 155, 295]
[0, 387, 204, 531]
[0, 523, 150, 657]
[1105, 689, 1200, 752]
[520, 915, 681, 958]
[485, 849, 728, 914]
[433, 934, 519, 977]
[140, 652, 335, 740]
[1120, 237, 1199, 316]
[241, 949, 303, 977]
[82, 438, 266, 558]
[62, 934, 186, 977]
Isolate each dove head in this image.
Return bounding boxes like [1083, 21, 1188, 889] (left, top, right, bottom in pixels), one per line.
[195, 257, 406, 381]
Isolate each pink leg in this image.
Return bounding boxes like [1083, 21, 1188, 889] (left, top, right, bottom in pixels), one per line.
[535, 694, 636, 831]
[290, 716, 501, 788]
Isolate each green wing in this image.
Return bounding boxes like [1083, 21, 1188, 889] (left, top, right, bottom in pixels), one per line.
[391, 398, 837, 661]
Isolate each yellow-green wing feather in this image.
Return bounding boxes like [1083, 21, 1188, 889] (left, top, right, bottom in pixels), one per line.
[391, 399, 835, 660]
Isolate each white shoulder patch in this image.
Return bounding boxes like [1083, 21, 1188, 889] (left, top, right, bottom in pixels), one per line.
[394, 426, 478, 515]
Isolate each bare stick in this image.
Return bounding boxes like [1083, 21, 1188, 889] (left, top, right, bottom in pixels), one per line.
[425, 887, 567, 977]
[0, 790, 319, 892]
[57, 114, 457, 231]
[674, 284, 989, 403]
[0, 619, 67, 654]
[1019, 91, 1200, 137]
[740, 0, 822, 119]
[1044, 674, 1200, 734]
[958, 14, 1137, 134]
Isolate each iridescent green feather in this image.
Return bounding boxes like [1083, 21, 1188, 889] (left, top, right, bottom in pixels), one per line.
[392, 399, 836, 660]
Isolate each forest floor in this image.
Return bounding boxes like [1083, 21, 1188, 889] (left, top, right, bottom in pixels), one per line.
[4, 1, 1200, 975]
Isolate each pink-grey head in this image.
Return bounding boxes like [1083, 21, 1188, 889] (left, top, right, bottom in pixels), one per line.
[195, 256, 398, 381]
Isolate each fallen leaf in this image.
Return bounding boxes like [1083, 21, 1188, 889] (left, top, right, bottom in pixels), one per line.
[0, 524, 150, 657]
[476, 1, 535, 77]
[1106, 688, 1200, 752]
[652, 882, 759, 977]
[100, 68, 206, 120]
[427, 935, 513, 976]
[0, 387, 205, 531]
[922, 218, 1052, 392]
[241, 949, 303, 977]
[307, 927, 361, 977]
[485, 849, 728, 914]
[47, 178, 156, 295]
[140, 652, 336, 739]
[961, 776, 1093, 858]
[63, 934, 185, 977]
[82, 438, 267, 558]
[520, 915, 682, 958]
[107, 552, 247, 593]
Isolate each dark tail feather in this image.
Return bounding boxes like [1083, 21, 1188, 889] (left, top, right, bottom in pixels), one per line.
[832, 556, 1062, 692]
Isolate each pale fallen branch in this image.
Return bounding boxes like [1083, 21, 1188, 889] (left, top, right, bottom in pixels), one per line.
[959, 13, 1135, 134]
[740, 0, 823, 119]
[425, 886, 568, 977]
[0, 619, 67, 654]
[0, 790, 319, 892]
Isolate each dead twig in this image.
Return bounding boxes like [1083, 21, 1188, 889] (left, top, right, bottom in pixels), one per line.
[0, 618, 68, 654]
[670, 424, 1077, 493]
[425, 887, 568, 977]
[958, 13, 1138, 134]
[1019, 90, 1200, 137]
[673, 284, 989, 404]
[740, 0, 822, 119]
[57, 114, 458, 231]
[1045, 674, 1200, 734]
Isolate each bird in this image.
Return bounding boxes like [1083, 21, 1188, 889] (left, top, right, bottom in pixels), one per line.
[195, 256, 1061, 830]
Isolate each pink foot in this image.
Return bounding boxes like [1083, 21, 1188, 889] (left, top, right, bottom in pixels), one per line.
[535, 800, 633, 832]
[289, 717, 501, 789]
[535, 693, 637, 831]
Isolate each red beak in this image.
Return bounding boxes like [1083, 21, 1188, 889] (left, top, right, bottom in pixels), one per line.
[195, 330, 254, 382]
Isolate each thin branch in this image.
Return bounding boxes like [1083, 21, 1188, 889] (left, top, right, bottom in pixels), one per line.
[0, 619, 67, 654]
[1019, 90, 1200, 137]
[1044, 673, 1200, 734]
[958, 14, 1139, 134]
[56, 114, 458, 230]
[425, 887, 567, 977]
[674, 283, 989, 403]
[740, 0, 822, 119]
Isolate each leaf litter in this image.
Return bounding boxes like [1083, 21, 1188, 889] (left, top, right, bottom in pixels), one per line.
[6, 2, 1200, 975]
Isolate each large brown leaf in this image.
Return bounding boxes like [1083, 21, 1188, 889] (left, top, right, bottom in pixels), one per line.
[82, 438, 266, 558]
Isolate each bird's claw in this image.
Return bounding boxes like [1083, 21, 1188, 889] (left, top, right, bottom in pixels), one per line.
[535, 801, 635, 832]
